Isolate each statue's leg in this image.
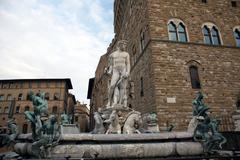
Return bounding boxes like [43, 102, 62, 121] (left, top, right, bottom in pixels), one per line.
[113, 87, 119, 105]
[35, 115, 43, 136]
[119, 78, 127, 106]
[107, 73, 119, 108]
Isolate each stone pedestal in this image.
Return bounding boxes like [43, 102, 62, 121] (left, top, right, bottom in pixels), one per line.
[14, 132, 203, 159]
[60, 124, 80, 134]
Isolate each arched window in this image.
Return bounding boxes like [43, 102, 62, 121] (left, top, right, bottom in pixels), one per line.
[203, 26, 212, 44]
[24, 106, 30, 112]
[4, 107, 9, 113]
[202, 24, 222, 45]
[18, 93, 23, 100]
[189, 66, 201, 89]
[211, 26, 221, 45]
[52, 106, 58, 114]
[168, 22, 177, 41]
[234, 28, 240, 47]
[45, 92, 50, 100]
[16, 106, 20, 113]
[22, 124, 28, 134]
[178, 23, 188, 42]
[168, 21, 188, 42]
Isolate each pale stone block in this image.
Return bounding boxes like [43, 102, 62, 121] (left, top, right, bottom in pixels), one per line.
[167, 97, 176, 103]
[176, 142, 203, 156]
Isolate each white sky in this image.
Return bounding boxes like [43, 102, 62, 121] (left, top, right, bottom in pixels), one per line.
[0, 0, 114, 105]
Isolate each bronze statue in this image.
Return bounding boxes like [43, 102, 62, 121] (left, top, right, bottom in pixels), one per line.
[192, 92, 227, 154]
[24, 91, 60, 158]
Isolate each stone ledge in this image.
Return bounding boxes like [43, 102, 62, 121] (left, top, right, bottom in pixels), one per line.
[60, 132, 193, 142]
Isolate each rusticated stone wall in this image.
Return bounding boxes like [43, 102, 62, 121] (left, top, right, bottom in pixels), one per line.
[91, 0, 240, 131]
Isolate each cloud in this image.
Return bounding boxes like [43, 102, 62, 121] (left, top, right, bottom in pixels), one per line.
[0, 0, 114, 105]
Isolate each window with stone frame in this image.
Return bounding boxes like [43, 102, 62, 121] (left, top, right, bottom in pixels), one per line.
[202, 25, 222, 45]
[24, 106, 30, 111]
[131, 45, 137, 66]
[4, 107, 9, 113]
[234, 28, 240, 47]
[0, 95, 4, 101]
[2, 83, 9, 89]
[18, 93, 23, 100]
[16, 106, 20, 113]
[237, 99, 240, 110]
[9, 82, 15, 89]
[189, 66, 201, 89]
[203, 26, 212, 44]
[46, 81, 50, 88]
[168, 21, 188, 42]
[75, 116, 79, 122]
[140, 77, 144, 97]
[52, 106, 58, 114]
[202, 0, 207, 3]
[28, 82, 32, 88]
[211, 26, 221, 45]
[168, 22, 177, 41]
[26, 93, 31, 100]
[237, 92, 240, 110]
[22, 124, 28, 134]
[129, 0, 134, 16]
[140, 28, 146, 52]
[7, 94, 12, 101]
[54, 93, 60, 100]
[231, 1, 237, 7]
[37, 82, 41, 88]
[45, 92, 50, 100]
[178, 23, 188, 42]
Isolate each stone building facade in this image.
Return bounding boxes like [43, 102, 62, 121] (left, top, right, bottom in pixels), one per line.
[74, 101, 90, 132]
[0, 78, 76, 134]
[90, 0, 240, 131]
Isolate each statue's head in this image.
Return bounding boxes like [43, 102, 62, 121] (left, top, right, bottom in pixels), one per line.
[117, 40, 127, 51]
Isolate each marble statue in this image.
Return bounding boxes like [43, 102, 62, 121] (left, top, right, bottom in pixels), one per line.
[91, 112, 105, 134]
[105, 40, 130, 108]
[123, 111, 142, 134]
[105, 110, 121, 134]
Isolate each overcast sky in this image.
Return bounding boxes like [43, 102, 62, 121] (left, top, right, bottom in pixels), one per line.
[0, 0, 114, 105]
